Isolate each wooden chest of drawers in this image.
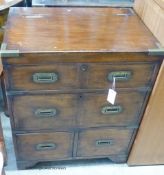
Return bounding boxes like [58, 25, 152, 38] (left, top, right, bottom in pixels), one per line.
[1, 7, 163, 169]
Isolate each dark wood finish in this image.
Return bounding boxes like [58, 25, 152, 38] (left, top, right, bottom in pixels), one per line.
[6, 64, 79, 91]
[1, 7, 163, 169]
[4, 8, 159, 52]
[5, 63, 158, 91]
[77, 128, 134, 157]
[10, 91, 147, 131]
[78, 91, 147, 128]
[2, 53, 161, 65]
[15, 132, 74, 161]
[80, 63, 157, 89]
[12, 94, 78, 131]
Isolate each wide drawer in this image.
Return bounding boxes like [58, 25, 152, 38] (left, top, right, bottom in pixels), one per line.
[12, 94, 78, 130]
[78, 91, 146, 127]
[85, 63, 156, 89]
[7, 64, 79, 91]
[77, 128, 134, 157]
[11, 91, 146, 130]
[6, 63, 157, 91]
[15, 132, 73, 161]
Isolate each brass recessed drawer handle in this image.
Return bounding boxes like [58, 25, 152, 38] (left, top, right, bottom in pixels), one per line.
[101, 105, 123, 115]
[32, 72, 58, 83]
[96, 139, 113, 146]
[35, 108, 57, 118]
[36, 143, 56, 151]
[108, 71, 132, 81]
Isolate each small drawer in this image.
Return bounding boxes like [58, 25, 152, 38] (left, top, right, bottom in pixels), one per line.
[85, 63, 156, 89]
[12, 94, 78, 131]
[77, 128, 134, 157]
[78, 91, 146, 127]
[15, 132, 73, 161]
[7, 64, 79, 91]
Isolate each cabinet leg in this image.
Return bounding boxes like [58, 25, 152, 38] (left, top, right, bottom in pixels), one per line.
[17, 161, 38, 169]
[108, 155, 127, 163]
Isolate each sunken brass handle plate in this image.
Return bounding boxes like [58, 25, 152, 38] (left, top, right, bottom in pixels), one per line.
[108, 71, 132, 81]
[36, 143, 56, 151]
[101, 105, 123, 115]
[32, 72, 58, 83]
[35, 108, 57, 118]
[96, 139, 113, 146]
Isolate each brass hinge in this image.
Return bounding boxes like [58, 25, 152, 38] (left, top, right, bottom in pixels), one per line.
[148, 48, 164, 56]
[0, 43, 19, 58]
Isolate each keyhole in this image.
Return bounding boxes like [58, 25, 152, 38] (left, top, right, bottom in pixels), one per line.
[80, 65, 88, 72]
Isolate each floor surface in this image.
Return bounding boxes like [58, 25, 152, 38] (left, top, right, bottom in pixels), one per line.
[1, 112, 164, 175]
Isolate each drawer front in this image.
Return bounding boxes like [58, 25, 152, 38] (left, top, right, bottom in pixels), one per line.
[15, 132, 73, 161]
[6, 63, 156, 91]
[12, 94, 78, 130]
[78, 91, 146, 127]
[77, 128, 134, 157]
[84, 63, 156, 89]
[7, 64, 79, 91]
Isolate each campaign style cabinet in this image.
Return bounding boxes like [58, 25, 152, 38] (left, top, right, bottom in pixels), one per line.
[1, 7, 163, 169]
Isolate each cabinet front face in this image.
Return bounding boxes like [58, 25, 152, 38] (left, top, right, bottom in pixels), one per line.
[10, 90, 147, 131]
[15, 132, 74, 161]
[5, 62, 157, 91]
[78, 91, 146, 127]
[77, 128, 134, 157]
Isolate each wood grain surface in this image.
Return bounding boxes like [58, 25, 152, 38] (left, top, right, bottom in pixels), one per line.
[134, 0, 164, 46]
[3, 7, 160, 52]
[128, 61, 164, 165]
[77, 128, 134, 157]
[5, 63, 158, 91]
[15, 131, 74, 160]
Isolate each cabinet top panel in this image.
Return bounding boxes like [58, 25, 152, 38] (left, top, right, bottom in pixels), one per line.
[3, 7, 160, 53]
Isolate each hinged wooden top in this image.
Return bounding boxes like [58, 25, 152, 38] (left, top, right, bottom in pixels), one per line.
[3, 7, 161, 53]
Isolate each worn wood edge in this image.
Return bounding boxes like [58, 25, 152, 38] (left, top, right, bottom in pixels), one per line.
[128, 60, 164, 165]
